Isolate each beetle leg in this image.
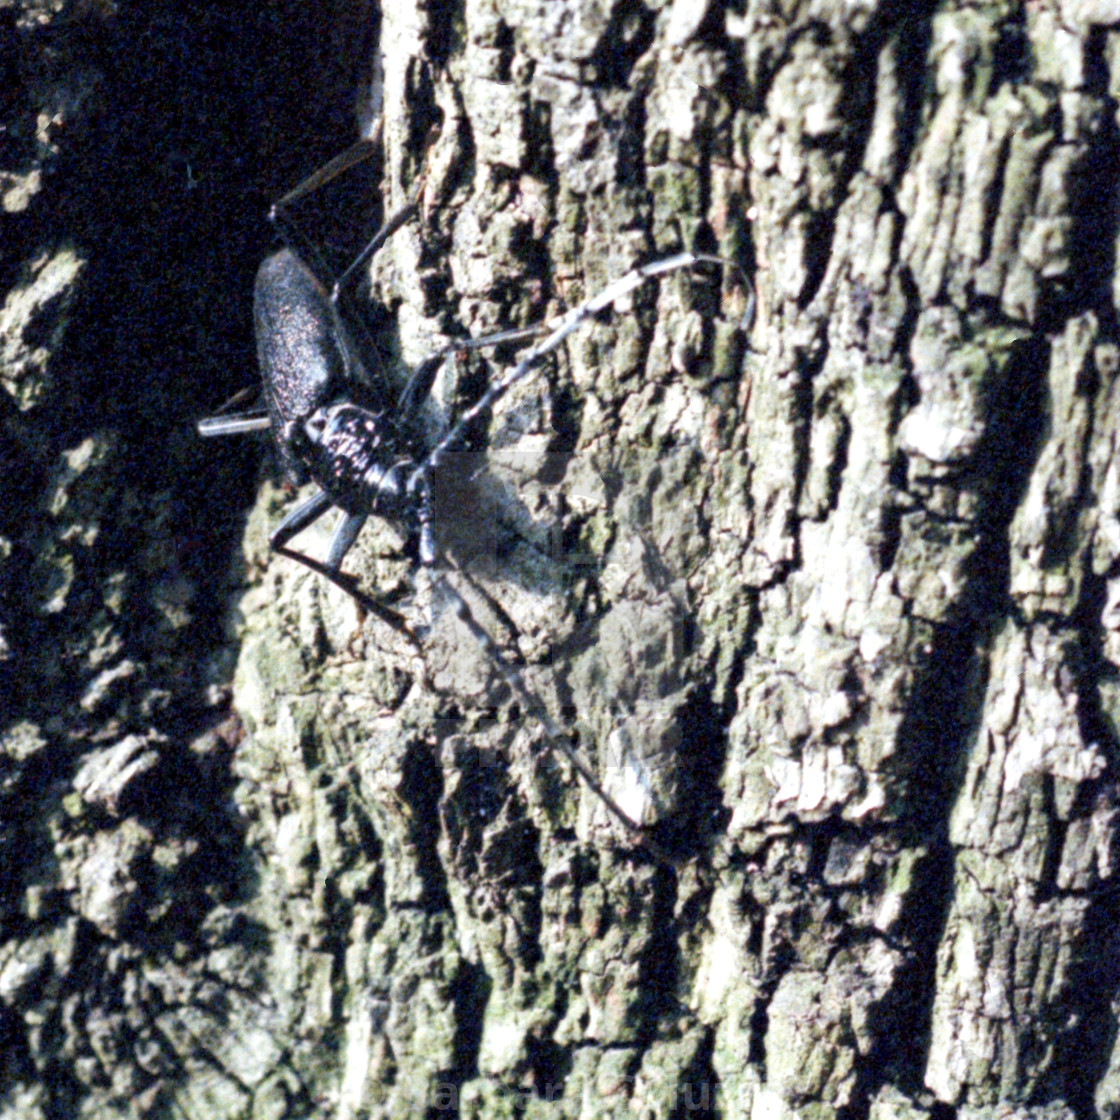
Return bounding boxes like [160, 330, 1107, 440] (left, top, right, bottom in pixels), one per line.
[269, 489, 334, 552]
[272, 540, 418, 643]
[269, 132, 380, 216]
[197, 411, 271, 437]
[326, 512, 368, 571]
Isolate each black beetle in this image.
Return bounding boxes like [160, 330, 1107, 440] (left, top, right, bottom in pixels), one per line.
[199, 135, 742, 859]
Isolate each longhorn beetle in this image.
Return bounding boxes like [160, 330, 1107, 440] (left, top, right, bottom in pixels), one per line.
[199, 133, 745, 864]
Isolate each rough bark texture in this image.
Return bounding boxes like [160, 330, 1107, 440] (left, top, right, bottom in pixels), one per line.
[3, 1, 1120, 1118]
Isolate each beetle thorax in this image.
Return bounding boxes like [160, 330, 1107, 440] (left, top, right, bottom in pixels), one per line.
[300, 403, 414, 520]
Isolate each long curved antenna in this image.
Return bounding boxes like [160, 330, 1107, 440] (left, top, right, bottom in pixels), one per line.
[431, 562, 680, 869]
[421, 252, 744, 473]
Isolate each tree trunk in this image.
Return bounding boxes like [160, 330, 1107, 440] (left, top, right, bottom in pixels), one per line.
[2, 1, 1119, 1118]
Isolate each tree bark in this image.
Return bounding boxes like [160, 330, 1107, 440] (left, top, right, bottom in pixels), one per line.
[2, 1, 1120, 1119]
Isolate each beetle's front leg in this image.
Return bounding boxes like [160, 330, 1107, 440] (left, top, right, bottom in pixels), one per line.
[269, 487, 418, 642]
[271, 537, 419, 644]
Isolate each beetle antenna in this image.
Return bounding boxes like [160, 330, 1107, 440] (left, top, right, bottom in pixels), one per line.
[432, 562, 680, 868]
[420, 252, 742, 475]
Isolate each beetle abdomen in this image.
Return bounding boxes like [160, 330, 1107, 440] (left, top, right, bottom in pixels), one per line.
[255, 249, 348, 483]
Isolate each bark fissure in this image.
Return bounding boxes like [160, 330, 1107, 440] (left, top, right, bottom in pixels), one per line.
[5, 1, 1120, 1118]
